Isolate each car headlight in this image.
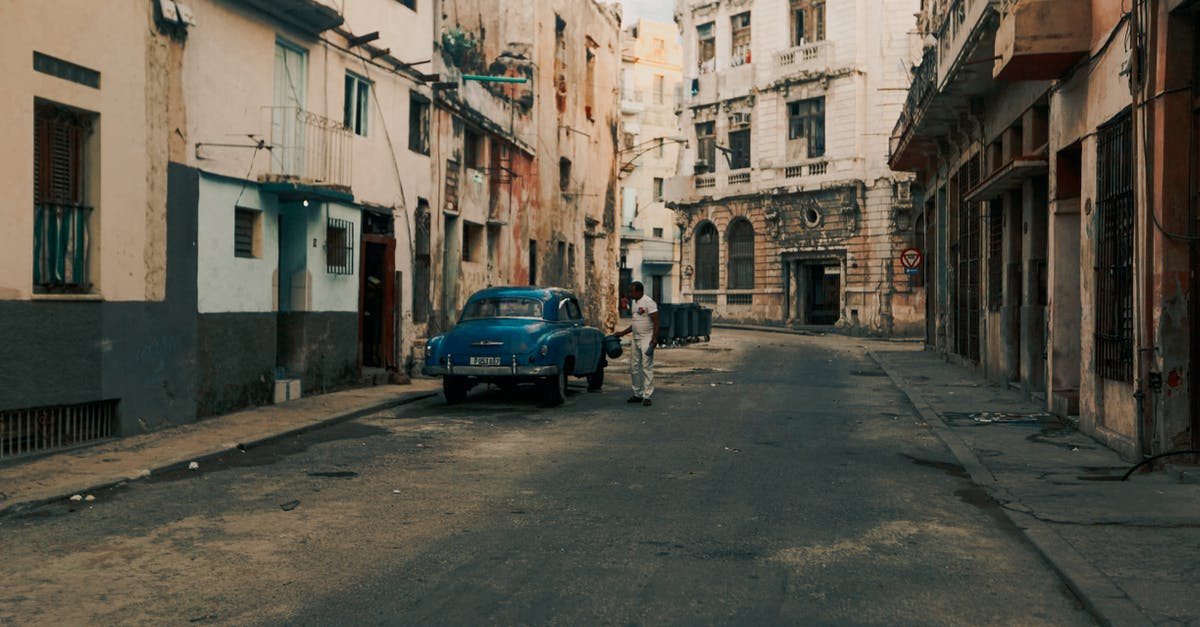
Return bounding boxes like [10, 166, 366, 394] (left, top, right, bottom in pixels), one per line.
[424, 344, 433, 358]
[539, 344, 549, 356]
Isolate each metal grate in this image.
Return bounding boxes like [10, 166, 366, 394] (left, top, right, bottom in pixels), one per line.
[234, 208, 257, 258]
[1094, 112, 1134, 382]
[326, 217, 355, 275]
[955, 160, 981, 362]
[987, 199, 1003, 311]
[694, 222, 720, 289]
[694, 293, 718, 305]
[726, 293, 753, 305]
[1, 399, 118, 460]
[727, 219, 755, 289]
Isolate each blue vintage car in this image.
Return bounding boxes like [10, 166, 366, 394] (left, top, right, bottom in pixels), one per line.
[422, 286, 607, 405]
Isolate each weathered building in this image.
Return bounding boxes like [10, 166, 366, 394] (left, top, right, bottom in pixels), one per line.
[890, 0, 1199, 459]
[426, 0, 622, 335]
[0, 0, 435, 458]
[665, 0, 922, 335]
[619, 19, 684, 305]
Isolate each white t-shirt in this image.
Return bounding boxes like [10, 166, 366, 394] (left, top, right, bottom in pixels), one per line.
[630, 295, 658, 338]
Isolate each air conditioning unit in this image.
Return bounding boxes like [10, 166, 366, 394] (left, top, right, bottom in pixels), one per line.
[694, 159, 711, 171]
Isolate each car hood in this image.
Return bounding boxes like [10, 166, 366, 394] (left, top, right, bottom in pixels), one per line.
[436, 318, 553, 356]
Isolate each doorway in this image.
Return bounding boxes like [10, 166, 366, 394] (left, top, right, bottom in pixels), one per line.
[806, 264, 841, 325]
[359, 234, 395, 370]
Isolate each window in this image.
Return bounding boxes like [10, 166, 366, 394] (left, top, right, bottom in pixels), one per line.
[234, 208, 261, 258]
[397, 0, 415, 9]
[326, 217, 354, 275]
[656, 137, 664, 157]
[33, 100, 95, 291]
[555, 15, 568, 115]
[729, 129, 751, 170]
[653, 74, 665, 104]
[1095, 111, 1134, 382]
[463, 221, 484, 262]
[272, 40, 308, 176]
[727, 219, 755, 289]
[697, 22, 715, 72]
[987, 200, 1003, 311]
[343, 72, 370, 136]
[731, 13, 751, 66]
[652, 38, 665, 54]
[695, 122, 716, 172]
[653, 227, 664, 238]
[694, 222, 719, 289]
[559, 157, 572, 192]
[788, 97, 825, 158]
[464, 128, 483, 169]
[653, 177, 664, 201]
[791, 0, 826, 45]
[408, 92, 429, 154]
[585, 44, 596, 120]
[562, 298, 583, 321]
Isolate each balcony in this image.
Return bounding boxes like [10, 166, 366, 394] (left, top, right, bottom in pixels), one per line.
[33, 202, 92, 292]
[232, 0, 342, 34]
[935, 0, 999, 90]
[263, 106, 353, 196]
[621, 89, 647, 114]
[775, 41, 833, 77]
[640, 239, 675, 264]
[889, 47, 938, 172]
[992, 0, 1090, 80]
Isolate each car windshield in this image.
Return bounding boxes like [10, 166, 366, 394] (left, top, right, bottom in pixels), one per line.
[460, 297, 544, 320]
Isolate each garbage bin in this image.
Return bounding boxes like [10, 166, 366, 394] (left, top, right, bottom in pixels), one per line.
[698, 307, 713, 341]
[656, 304, 675, 346]
[687, 304, 701, 342]
[672, 305, 691, 343]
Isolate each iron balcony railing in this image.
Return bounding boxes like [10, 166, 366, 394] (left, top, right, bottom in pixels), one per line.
[890, 47, 938, 161]
[33, 202, 92, 291]
[266, 106, 352, 189]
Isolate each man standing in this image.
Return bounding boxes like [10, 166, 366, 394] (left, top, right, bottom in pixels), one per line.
[614, 281, 659, 406]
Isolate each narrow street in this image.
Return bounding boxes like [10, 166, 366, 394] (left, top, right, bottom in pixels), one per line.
[0, 330, 1091, 625]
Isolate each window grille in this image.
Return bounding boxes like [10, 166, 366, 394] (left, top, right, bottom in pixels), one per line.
[727, 293, 753, 305]
[1, 399, 118, 460]
[727, 219, 755, 289]
[694, 293, 717, 305]
[694, 222, 719, 289]
[326, 217, 355, 275]
[1094, 111, 1134, 382]
[954, 164, 980, 362]
[234, 209, 258, 258]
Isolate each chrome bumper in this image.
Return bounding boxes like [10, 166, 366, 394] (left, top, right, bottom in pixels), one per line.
[422, 364, 560, 377]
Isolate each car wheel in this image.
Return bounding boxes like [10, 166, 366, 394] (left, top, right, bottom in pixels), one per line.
[542, 366, 567, 406]
[443, 376, 469, 404]
[587, 363, 605, 392]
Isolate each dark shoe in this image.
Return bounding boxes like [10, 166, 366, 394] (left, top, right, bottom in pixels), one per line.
[626, 396, 643, 403]
[642, 398, 652, 406]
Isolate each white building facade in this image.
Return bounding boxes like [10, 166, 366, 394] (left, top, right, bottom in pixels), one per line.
[666, 0, 923, 335]
[619, 19, 684, 305]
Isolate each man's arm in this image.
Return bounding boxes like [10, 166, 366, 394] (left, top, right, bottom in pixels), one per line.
[646, 311, 660, 355]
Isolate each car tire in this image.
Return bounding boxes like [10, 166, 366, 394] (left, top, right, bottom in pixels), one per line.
[542, 367, 567, 406]
[444, 376, 469, 404]
[587, 363, 605, 392]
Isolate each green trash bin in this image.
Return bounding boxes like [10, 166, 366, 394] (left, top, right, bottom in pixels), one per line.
[698, 307, 713, 341]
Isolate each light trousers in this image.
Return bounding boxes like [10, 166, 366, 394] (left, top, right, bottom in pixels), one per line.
[630, 334, 655, 398]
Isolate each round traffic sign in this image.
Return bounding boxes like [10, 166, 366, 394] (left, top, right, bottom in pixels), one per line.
[900, 247, 923, 269]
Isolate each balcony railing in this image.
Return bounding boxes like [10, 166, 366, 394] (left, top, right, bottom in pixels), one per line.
[890, 47, 937, 164]
[776, 41, 832, 74]
[782, 161, 829, 179]
[728, 170, 751, 185]
[265, 106, 352, 189]
[695, 174, 717, 189]
[33, 202, 91, 291]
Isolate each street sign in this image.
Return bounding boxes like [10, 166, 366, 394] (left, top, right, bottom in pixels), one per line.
[900, 247, 923, 271]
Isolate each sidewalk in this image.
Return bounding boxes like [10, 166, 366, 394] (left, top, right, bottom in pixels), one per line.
[713, 321, 924, 342]
[871, 346, 1200, 627]
[0, 380, 441, 517]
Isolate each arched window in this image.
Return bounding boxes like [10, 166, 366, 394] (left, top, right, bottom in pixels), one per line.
[727, 219, 755, 289]
[694, 222, 719, 289]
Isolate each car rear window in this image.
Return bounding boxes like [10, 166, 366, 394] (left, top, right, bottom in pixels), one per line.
[461, 297, 544, 320]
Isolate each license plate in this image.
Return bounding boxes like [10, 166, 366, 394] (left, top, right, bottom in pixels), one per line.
[469, 356, 501, 366]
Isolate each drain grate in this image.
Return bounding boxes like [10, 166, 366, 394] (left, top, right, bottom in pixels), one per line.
[1, 399, 118, 460]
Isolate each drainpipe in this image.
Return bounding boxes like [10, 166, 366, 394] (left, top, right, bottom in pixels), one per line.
[1130, 0, 1155, 458]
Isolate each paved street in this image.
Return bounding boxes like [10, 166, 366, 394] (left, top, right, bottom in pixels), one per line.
[0, 330, 1094, 625]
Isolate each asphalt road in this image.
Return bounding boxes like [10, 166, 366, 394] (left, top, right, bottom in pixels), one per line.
[0, 330, 1094, 625]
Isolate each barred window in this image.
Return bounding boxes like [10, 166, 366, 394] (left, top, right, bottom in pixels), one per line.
[727, 219, 755, 289]
[987, 200, 1003, 311]
[1094, 111, 1134, 382]
[694, 221, 719, 289]
[326, 217, 354, 275]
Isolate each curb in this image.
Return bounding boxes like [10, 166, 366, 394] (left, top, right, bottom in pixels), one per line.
[0, 390, 438, 519]
[867, 351, 1155, 627]
[713, 323, 923, 342]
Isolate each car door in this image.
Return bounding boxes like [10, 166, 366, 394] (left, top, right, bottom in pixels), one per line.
[564, 297, 597, 373]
